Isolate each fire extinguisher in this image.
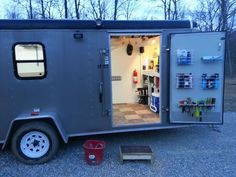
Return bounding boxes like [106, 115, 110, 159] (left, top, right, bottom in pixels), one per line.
[133, 69, 138, 84]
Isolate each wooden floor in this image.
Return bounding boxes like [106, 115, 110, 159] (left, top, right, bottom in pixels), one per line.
[113, 103, 160, 126]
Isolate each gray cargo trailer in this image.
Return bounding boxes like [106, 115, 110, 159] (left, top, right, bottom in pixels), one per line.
[0, 19, 225, 164]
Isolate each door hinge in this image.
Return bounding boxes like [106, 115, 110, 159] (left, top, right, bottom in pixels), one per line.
[162, 106, 169, 112]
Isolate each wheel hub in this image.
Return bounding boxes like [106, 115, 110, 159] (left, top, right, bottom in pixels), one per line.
[20, 131, 50, 158]
[32, 139, 40, 147]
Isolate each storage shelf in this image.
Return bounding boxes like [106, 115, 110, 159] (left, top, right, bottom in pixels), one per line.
[201, 73, 219, 89]
[201, 56, 222, 62]
[178, 104, 215, 107]
[142, 70, 159, 77]
[177, 57, 192, 65]
[176, 73, 193, 89]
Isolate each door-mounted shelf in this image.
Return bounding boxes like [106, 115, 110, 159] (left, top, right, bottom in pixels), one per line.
[178, 97, 216, 120]
[176, 50, 192, 65]
[201, 56, 222, 62]
[178, 97, 216, 108]
[201, 73, 219, 89]
[142, 70, 160, 77]
[178, 103, 215, 107]
[176, 73, 193, 89]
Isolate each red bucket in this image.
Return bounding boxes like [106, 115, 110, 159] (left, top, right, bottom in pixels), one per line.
[83, 140, 105, 165]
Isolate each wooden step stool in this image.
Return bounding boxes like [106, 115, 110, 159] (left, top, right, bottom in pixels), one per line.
[119, 145, 153, 164]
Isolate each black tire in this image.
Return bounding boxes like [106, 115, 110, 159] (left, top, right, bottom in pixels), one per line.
[11, 121, 59, 165]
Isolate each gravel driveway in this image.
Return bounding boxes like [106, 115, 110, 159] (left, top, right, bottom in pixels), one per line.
[0, 112, 236, 177]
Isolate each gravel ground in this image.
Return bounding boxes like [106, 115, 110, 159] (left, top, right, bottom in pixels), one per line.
[0, 112, 236, 177]
[224, 78, 236, 111]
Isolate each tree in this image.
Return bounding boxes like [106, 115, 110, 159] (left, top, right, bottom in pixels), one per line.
[160, 0, 171, 20]
[190, 0, 236, 76]
[54, 0, 75, 19]
[64, 0, 68, 18]
[74, 0, 88, 19]
[39, 0, 46, 18]
[5, 4, 22, 19]
[190, 0, 219, 31]
[74, 0, 81, 19]
[31, 0, 59, 19]
[88, 0, 111, 20]
[217, 0, 236, 76]
[29, 0, 33, 18]
[216, 0, 236, 31]
[153, 0, 185, 20]
[44, 0, 59, 18]
[121, 0, 137, 20]
[114, 0, 118, 20]
[171, 0, 186, 20]
[113, 0, 136, 20]
[12, 0, 37, 19]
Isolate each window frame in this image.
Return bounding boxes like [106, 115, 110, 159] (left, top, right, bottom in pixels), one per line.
[12, 42, 47, 80]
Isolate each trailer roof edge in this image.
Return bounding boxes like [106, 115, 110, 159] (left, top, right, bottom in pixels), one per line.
[0, 19, 198, 30]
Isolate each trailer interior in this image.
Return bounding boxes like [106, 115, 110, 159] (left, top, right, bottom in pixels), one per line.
[110, 34, 161, 127]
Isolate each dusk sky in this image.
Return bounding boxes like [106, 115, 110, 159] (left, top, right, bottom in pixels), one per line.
[0, 0, 197, 19]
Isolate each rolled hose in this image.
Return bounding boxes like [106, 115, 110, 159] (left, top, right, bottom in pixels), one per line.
[150, 104, 157, 112]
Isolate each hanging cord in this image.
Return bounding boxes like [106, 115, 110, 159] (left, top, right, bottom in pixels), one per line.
[140, 52, 142, 84]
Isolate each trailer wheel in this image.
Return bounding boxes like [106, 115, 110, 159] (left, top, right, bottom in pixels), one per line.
[11, 121, 59, 164]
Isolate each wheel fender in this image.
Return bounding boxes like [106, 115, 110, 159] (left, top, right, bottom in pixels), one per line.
[2, 112, 68, 150]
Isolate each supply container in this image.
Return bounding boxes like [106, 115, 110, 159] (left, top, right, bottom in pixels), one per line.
[150, 92, 159, 113]
[83, 140, 105, 165]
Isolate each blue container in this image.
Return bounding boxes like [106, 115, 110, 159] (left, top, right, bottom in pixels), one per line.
[177, 51, 191, 65]
[150, 93, 159, 113]
[201, 73, 220, 89]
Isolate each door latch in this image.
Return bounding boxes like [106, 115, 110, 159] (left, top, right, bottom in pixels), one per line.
[104, 109, 111, 116]
[162, 106, 169, 112]
[100, 49, 110, 68]
[99, 82, 103, 103]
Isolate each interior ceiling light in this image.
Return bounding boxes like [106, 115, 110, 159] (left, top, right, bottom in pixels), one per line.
[152, 39, 157, 44]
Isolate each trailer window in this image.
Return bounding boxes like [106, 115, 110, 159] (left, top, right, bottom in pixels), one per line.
[14, 43, 46, 79]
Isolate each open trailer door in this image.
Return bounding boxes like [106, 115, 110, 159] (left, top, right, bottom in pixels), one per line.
[169, 32, 225, 124]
